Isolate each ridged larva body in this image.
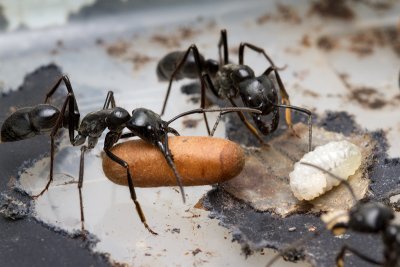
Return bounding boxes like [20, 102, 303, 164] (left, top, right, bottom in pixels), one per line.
[289, 140, 362, 201]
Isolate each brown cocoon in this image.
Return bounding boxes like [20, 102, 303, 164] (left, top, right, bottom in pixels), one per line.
[102, 136, 245, 187]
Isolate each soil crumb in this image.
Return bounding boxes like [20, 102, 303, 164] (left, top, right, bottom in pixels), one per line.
[257, 3, 301, 25]
[309, 0, 355, 20]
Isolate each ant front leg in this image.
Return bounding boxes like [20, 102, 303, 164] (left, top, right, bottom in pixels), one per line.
[228, 98, 266, 145]
[77, 145, 88, 237]
[161, 45, 213, 134]
[104, 133, 157, 235]
[157, 133, 185, 203]
[263, 66, 296, 136]
[218, 29, 229, 66]
[336, 245, 383, 267]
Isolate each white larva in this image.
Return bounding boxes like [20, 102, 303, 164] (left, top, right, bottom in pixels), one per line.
[289, 140, 362, 201]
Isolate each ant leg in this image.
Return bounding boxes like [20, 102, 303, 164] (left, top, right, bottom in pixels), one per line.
[238, 42, 285, 69]
[78, 145, 88, 237]
[263, 66, 295, 136]
[102, 90, 116, 109]
[157, 136, 186, 203]
[32, 93, 74, 198]
[160, 45, 212, 134]
[336, 245, 383, 267]
[45, 75, 80, 141]
[218, 29, 229, 66]
[228, 98, 266, 145]
[104, 146, 157, 235]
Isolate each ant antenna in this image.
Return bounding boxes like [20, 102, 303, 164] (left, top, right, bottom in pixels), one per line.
[270, 102, 312, 151]
[166, 107, 261, 125]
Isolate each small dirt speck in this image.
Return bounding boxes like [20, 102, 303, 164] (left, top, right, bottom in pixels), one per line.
[106, 40, 129, 57]
[192, 248, 202, 256]
[317, 36, 337, 51]
[309, 0, 354, 20]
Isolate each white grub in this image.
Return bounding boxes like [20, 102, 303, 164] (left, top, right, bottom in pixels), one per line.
[289, 140, 362, 201]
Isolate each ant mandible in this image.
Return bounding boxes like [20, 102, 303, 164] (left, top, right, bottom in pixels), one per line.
[157, 29, 312, 151]
[1, 75, 261, 236]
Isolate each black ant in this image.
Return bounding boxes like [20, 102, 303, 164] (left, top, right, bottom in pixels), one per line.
[1, 75, 261, 236]
[267, 162, 399, 267]
[157, 29, 312, 151]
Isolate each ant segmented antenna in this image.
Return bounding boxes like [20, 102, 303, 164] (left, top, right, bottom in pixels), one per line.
[166, 107, 261, 125]
[270, 102, 313, 151]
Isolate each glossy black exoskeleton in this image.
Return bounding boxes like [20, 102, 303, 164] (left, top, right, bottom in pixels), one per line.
[157, 51, 219, 82]
[1, 75, 80, 196]
[158, 29, 312, 151]
[1, 76, 261, 236]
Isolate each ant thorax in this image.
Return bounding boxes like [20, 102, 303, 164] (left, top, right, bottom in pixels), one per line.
[78, 110, 110, 137]
[215, 64, 254, 99]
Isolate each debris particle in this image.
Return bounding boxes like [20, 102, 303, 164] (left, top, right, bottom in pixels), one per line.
[317, 36, 337, 51]
[303, 90, 319, 98]
[178, 27, 199, 39]
[127, 54, 154, 71]
[0, 194, 29, 220]
[276, 4, 302, 24]
[106, 40, 129, 57]
[171, 228, 180, 234]
[309, 0, 354, 20]
[256, 3, 301, 25]
[192, 248, 202, 256]
[95, 38, 104, 45]
[182, 118, 200, 128]
[300, 35, 311, 47]
[181, 82, 201, 95]
[288, 227, 297, 232]
[151, 34, 180, 48]
[338, 72, 395, 109]
[348, 26, 400, 57]
[350, 87, 386, 109]
[256, 13, 271, 24]
[307, 225, 317, 232]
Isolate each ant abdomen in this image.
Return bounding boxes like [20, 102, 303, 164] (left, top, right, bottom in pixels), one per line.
[157, 51, 205, 81]
[1, 105, 60, 142]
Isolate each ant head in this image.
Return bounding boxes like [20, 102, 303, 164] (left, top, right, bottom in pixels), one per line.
[205, 59, 219, 77]
[126, 108, 162, 139]
[230, 65, 254, 84]
[348, 201, 394, 233]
